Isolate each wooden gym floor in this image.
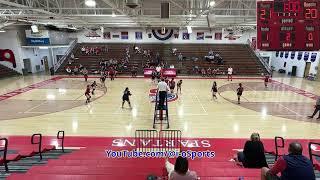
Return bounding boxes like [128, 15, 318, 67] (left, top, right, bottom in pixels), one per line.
[1, 74, 320, 139]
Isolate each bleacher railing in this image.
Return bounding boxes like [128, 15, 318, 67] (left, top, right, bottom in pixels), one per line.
[308, 142, 320, 166]
[159, 130, 182, 152]
[135, 130, 182, 153]
[31, 133, 42, 160]
[53, 39, 78, 72]
[0, 138, 8, 172]
[246, 39, 272, 75]
[135, 130, 158, 153]
[274, 136, 285, 161]
[57, 131, 65, 152]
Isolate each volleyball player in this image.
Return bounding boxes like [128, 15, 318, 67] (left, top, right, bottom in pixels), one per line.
[109, 67, 115, 81]
[122, 87, 132, 108]
[164, 77, 169, 85]
[264, 74, 270, 88]
[91, 81, 97, 95]
[151, 71, 156, 83]
[177, 80, 182, 94]
[237, 83, 244, 104]
[169, 78, 176, 94]
[85, 85, 91, 104]
[83, 68, 88, 82]
[227, 66, 233, 81]
[211, 81, 218, 99]
[100, 72, 106, 87]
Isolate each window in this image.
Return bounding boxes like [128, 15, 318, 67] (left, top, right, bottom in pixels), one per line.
[284, 52, 289, 58]
[280, 51, 284, 58]
[290, 51, 295, 59]
[297, 52, 303, 60]
[311, 53, 317, 62]
[304, 52, 310, 61]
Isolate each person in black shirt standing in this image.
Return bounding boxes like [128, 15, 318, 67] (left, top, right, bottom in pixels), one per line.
[91, 81, 97, 95]
[308, 96, 320, 119]
[235, 133, 268, 168]
[237, 83, 244, 104]
[122, 87, 132, 108]
[211, 81, 218, 100]
[177, 80, 182, 94]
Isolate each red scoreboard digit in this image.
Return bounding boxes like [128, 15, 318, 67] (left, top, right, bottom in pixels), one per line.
[257, 0, 320, 51]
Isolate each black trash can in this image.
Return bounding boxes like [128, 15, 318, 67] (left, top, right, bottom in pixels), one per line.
[50, 67, 55, 76]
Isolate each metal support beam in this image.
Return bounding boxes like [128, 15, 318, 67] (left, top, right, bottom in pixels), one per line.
[0, 0, 56, 16]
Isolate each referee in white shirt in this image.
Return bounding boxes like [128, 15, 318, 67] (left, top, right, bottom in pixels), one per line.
[157, 78, 170, 109]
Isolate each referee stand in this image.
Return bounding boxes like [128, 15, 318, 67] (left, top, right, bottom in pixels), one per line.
[153, 91, 169, 129]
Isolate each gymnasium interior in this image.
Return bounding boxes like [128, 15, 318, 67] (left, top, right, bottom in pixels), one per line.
[1, 0, 320, 179]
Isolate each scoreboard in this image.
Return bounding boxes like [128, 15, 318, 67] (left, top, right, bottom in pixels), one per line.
[257, 0, 320, 51]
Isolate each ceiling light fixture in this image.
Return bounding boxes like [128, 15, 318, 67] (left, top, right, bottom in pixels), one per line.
[209, 1, 215, 7]
[0, 30, 6, 33]
[112, 11, 116, 17]
[85, 0, 96, 7]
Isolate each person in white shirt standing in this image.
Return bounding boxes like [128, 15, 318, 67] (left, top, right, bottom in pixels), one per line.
[157, 78, 170, 110]
[227, 66, 233, 81]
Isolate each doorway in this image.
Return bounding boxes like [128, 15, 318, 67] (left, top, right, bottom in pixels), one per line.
[23, 58, 32, 73]
[304, 62, 311, 77]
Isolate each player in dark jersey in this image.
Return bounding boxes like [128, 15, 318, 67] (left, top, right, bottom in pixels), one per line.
[85, 85, 91, 104]
[177, 80, 182, 94]
[100, 72, 107, 87]
[164, 77, 169, 85]
[109, 67, 115, 81]
[122, 87, 132, 108]
[151, 71, 156, 83]
[264, 74, 270, 88]
[211, 81, 218, 99]
[91, 81, 97, 95]
[169, 78, 176, 94]
[237, 83, 244, 104]
[83, 68, 88, 82]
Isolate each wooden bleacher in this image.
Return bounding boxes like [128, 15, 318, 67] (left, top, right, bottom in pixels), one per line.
[57, 43, 267, 76]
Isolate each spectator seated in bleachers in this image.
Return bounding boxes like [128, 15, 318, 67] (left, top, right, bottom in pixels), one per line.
[172, 48, 177, 56]
[234, 133, 268, 168]
[207, 67, 212, 77]
[212, 68, 217, 76]
[143, 50, 148, 57]
[70, 53, 79, 60]
[165, 156, 197, 180]
[73, 66, 79, 75]
[178, 53, 183, 61]
[261, 142, 315, 180]
[131, 66, 137, 77]
[134, 46, 141, 54]
[67, 59, 73, 65]
[201, 68, 206, 77]
[208, 49, 214, 56]
[81, 46, 103, 56]
[79, 64, 84, 72]
[65, 67, 72, 75]
[215, 54, 224, 65]
[81, 46, 86, 55]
